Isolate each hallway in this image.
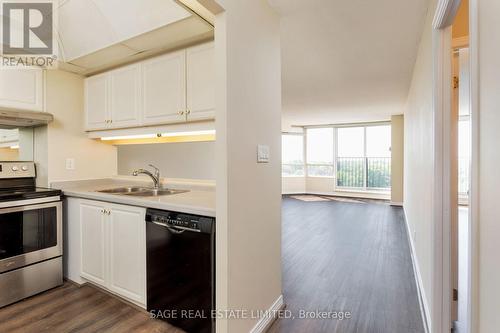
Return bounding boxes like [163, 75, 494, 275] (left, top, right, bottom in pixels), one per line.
[269, 197, 425, 333]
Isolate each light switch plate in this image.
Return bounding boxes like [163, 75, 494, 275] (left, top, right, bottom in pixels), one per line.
[66, 158, 75, 170]
[257, 144, 270, 163]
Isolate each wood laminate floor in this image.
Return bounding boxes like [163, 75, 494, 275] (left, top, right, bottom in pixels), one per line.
[268, 197, 425, 333]
[0, 283, 183, 333]
[0, 197, 424, 333]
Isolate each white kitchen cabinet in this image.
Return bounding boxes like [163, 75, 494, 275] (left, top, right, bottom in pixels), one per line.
[142, 50, 186, 125]
[80, 200, 107, 286]
[85, 64, 142, 131]
[108, 204, 146, 304]
[0, 67, 44, 111]
[76, 198, 146, 307]
[84, 42, 215, 131]
[186, 42, 215, 121]
[109, 64, 142, 129]
[84, 74, 109, 130]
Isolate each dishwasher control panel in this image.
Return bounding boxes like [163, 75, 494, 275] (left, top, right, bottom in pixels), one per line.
[146, 208, 214, 234]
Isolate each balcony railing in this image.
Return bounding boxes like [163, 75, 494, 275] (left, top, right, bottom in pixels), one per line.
[336, 157, 391, 190]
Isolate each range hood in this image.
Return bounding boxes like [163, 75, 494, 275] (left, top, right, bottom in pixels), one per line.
[0, 109, 54, 128]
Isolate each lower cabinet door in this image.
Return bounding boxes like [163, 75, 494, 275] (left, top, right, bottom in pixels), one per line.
[107, 203, 146, 305]
[80, 200, 107, 286]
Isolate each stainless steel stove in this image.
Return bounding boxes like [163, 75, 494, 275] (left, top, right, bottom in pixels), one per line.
[0, 161, 63, 307]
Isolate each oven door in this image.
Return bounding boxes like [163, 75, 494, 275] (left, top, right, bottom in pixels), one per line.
[0, 199, 62, 273]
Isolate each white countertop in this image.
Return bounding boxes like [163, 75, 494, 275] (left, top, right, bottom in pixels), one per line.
[51, 177, 216, 217]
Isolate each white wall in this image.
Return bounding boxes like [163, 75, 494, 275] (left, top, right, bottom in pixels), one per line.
[477, 0, 500, 330]
[391, 115, 404, 204]
[306, 176, 335, 194]
[117, 141, 215, 180]
[215, 1, 282, 332]
[35, 70, 117, 186]
[403, 0, 436, 327]
[282, 176, 305, 194]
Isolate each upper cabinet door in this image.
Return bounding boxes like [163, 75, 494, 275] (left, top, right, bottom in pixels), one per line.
[109, 64, 142, 129]
[0, 68, 44, 112]
[108, 204, 146, 305]
[85, 74, 109, 130]
[142, 50, 186, 125]
[80, 200, 107, 287]
[186, 42, 215, 121]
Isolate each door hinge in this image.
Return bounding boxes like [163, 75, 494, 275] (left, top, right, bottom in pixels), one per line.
[453, 76, 459, 89]
[453, 288, 458, 301]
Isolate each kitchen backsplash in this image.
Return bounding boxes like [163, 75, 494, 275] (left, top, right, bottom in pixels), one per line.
[117, 141, 215, 180]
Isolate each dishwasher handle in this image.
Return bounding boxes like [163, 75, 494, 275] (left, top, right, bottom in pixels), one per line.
[151, 220, 188, 234]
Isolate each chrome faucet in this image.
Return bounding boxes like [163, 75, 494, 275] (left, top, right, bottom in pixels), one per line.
[132, 164, 161, 189]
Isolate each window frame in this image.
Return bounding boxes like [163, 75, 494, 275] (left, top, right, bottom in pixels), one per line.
[283, 122, 392, 193]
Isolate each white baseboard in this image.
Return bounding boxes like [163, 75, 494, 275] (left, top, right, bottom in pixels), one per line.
[403, 207, 431, 333]
[249, 295, 285, 333]
[390, 201, 403, 206]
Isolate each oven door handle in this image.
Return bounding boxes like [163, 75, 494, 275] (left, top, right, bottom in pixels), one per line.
[0, 197, 61, 213]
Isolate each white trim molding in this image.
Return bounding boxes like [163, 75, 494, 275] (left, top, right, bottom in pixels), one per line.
[249, 295, 285, 333]
[403, 208, 431, 333]
[432, 23, 454, 333]
[433, 0, 462, 29]
[432, 0, 472, 331]
[468, 0, 479, 332]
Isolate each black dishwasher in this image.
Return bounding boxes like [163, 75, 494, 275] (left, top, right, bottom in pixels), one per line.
[146, 208, 215, 333]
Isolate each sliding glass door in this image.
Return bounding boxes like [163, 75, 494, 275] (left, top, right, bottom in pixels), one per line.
[337, 127, 365, 188]
[336, 124, 391, 191]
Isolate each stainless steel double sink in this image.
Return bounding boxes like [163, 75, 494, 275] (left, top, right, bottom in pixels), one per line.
[97, 186, 189, 197]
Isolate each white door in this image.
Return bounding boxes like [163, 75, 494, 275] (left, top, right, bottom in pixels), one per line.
[0, 68, 44, 111]
[108, 204, 146, 305]
[186, 42, 215, 121]
[142, 50, 186, 125]
[80, 200, 107, 286]
[85, 74, 109, 130]
[109, 64, 142, 129]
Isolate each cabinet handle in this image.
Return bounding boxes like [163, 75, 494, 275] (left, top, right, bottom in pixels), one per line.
[186, 109, 191, 115]
[178, 111, 185, 116]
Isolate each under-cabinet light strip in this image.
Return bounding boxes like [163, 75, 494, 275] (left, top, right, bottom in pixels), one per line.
[100, 130, 215, 141]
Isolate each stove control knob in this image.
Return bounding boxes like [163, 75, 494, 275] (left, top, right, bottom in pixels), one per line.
[11, 166, 19, 172]
[21, 166, 28, 171]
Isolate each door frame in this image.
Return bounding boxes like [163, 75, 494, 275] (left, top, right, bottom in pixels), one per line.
[467, 0, 479, 331]
[432, 0, 478, 332]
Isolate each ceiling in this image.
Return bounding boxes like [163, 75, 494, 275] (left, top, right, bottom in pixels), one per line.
[268, 0, 430, 129]
[56, 0, 213, 75]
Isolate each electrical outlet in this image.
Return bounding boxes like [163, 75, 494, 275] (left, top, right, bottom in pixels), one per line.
[257, 144, 270, 163]
[66, 158, 75, 170]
